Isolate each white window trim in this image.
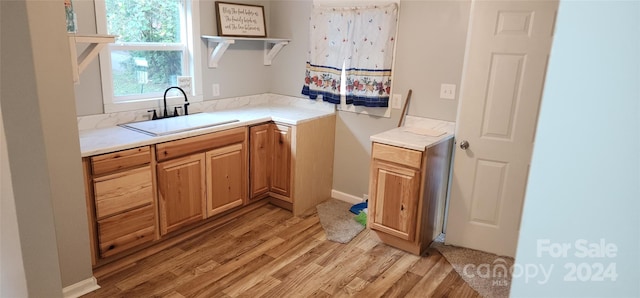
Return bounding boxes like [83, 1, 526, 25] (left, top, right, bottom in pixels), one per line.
[95, 0, 203, 114]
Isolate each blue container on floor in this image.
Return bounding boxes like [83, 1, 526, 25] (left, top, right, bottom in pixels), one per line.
[350, 201, 367, 215]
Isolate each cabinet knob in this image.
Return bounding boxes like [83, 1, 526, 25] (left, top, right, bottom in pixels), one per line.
[459, 140, 470, 150]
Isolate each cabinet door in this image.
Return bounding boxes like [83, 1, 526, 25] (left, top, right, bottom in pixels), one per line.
[249, 124, 270, 199]
[270, 123, 291, 198]
[157, 154, 206, 235]
[206, 143, 246, 217]
[369, 159, 421, 241]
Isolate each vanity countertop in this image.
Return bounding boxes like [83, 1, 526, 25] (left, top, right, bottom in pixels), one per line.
[370, 116, 456, 151]
[79, 105, 335, 157]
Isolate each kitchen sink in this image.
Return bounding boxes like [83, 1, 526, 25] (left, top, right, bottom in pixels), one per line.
[119, 113, 239, 136]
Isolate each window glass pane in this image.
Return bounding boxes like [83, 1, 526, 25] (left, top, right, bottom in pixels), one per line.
[105, 0, 181, 43]
[111, 50, 183, 97]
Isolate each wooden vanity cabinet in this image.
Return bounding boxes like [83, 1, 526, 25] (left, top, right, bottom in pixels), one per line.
[369, 144, 422, 240]
[249, 122, 292, 201]
[85, 146, 157, 261]
[368, 140, 453, 255]
[155, 127, 247, 235]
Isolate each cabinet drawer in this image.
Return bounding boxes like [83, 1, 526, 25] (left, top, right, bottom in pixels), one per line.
[91, 146, 150, 176]
[94, 166, 153, 219]
[156, 127, 247, 162]
[372, 143, 422, 169]
[97, 204, 155, 258]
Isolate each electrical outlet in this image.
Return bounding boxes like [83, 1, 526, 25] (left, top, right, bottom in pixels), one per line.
[177, 76, 192, 94]
[440, 83, 456, 100]
[212, 84, 220, 97]
[392, 94, 402, 109]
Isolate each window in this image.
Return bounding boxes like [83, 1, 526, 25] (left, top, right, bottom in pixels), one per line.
[302, 3, 398, 117]
[96, 0, 202, 113]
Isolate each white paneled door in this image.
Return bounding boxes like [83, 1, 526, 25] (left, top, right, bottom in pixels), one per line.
[446, 0, 558, 257]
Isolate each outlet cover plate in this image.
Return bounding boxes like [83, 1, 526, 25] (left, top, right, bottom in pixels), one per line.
[440, 83, 456, 100]
[212, 84, 220, 97]
[391, 94, 402, 109]
[177, 76, 192, 94]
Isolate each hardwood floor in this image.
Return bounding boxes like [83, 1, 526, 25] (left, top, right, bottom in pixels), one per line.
[83, 203, 480, 297]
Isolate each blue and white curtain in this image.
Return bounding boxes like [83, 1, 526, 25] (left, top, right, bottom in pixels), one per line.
[302, 4, 398, 107]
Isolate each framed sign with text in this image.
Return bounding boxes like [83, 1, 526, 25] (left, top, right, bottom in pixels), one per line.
[215, 2, 267, 37]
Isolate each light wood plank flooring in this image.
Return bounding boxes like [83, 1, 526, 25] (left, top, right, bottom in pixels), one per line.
[83, 203, 480, 297]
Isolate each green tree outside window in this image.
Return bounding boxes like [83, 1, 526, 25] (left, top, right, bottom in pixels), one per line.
[106, 0, 184, 97]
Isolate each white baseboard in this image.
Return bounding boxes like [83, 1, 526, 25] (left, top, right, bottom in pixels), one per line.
[331, 189, 365, 204]
[63, 276, 100, 298]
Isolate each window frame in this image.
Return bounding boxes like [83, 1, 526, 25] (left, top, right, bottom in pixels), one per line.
[95, 0, 203, 113]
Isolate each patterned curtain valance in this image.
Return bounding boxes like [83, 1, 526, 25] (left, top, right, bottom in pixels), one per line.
[302, 4, 398, 107]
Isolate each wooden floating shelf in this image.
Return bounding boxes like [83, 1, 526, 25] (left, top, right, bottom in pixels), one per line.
[68, 34, 116, 83]
[201, 35, 290, 68]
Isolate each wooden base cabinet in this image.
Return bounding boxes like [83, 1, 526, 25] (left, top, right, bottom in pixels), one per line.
[249, 115, 336, 216]
[84, 146, 157, 263]
[155, 127, 248, 236]
[368, 140, 453, 255]
[83, 118, 333, 271]
[249, 123, 291, 201]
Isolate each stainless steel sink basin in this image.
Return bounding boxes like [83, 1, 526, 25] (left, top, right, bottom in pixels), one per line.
[119, 113, 239, 136]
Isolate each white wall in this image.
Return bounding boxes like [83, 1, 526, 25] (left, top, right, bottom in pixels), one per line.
[1, 0, 93, 292]
[0, 104, 28, 298]
[269, 0, 471, 198]
[1, 1, 65, 296]
[72, 0, 104, 115]
[512, 0, 640, 296]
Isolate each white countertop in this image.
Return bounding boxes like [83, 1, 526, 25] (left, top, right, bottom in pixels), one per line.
[79, 105, 335, 157]
[370, 116, 456, 151]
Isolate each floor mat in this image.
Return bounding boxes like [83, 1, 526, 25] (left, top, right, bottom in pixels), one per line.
[431, 235, 513, 298]
[316, 199, 365, 243]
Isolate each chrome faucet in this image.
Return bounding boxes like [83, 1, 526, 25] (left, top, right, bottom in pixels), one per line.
[162, 86, 190, 118]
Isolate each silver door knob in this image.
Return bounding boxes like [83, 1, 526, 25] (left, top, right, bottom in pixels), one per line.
[460, 140, 470, 150]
